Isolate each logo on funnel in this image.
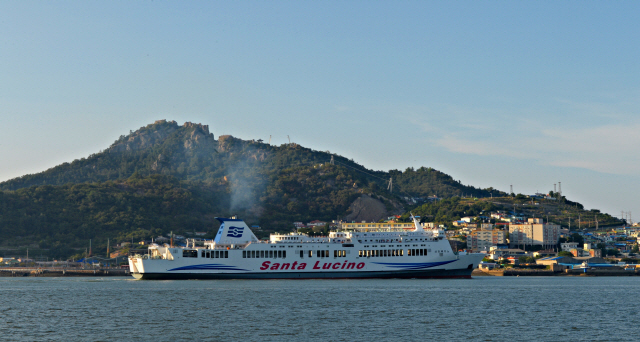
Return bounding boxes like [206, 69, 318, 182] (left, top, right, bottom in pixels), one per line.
[226, 226, 244, 238]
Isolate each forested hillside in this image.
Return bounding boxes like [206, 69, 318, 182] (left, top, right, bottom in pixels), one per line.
[0, 120, 505, 258]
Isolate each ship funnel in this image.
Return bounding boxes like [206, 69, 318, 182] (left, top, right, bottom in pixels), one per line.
[411, 213, 424, 232]
[214, 217, 258, 244]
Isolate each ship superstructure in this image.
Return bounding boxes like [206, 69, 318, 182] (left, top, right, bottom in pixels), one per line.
[129, 215, 484, 280]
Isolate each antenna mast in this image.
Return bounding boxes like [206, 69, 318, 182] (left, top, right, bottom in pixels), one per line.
[558, 181, 562, 201]
[387, 177, 393, 193]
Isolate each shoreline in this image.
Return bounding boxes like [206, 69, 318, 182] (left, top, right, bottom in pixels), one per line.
[473, 268, 640, 277]
[0, 268, 130, 277]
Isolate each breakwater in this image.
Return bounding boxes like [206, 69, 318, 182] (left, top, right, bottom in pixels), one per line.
[0, 267, 130, 277]
[473, 268, 640, 277]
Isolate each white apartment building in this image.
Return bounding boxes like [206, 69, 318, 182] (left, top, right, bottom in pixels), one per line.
[509, 218, 560, 249]
[468, 229, 506, 252]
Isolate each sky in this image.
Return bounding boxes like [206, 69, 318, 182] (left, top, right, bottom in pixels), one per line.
[1, 1, 638, 222]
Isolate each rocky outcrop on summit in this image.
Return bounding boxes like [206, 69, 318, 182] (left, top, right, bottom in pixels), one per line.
[108, 120, 214, 153]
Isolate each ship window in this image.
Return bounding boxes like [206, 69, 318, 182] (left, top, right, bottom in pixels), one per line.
[243, 251, 247, 258]
[283, 251, 286, 258]
[201, 250, 205, 258]
[424, 249, 428, 256]
[225, 251, 228, 258]
[206, 252, 210, 258]
[277, 250, 282, 258]
[183, 250, 197, 258]
[334, 250, 337, 258]
[300, 250, 303, 258]
[261, 251, 265, 258]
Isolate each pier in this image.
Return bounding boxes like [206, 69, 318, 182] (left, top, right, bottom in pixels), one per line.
[473, 268, 640, 277]
[0, 267, 130, 277]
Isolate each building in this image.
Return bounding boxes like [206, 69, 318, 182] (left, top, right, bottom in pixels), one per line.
[509, 218, 560, 249]
[307, 220, 327, 227]
[488, 248, 527, 260]
[561, 242, 579, 251]
[467, 229, 506, 252]
[480, 223, 495, 230]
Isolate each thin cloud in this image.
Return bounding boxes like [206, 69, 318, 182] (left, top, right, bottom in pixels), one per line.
[436, 123, 640, 175]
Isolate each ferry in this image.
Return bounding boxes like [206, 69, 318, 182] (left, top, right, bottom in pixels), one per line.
[128, 215, 484, 280]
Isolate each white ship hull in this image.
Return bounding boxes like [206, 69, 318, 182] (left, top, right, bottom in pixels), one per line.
[129, 217, 485, 280]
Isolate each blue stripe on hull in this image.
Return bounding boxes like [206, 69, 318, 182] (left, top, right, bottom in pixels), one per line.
[132, 268, 474, 280]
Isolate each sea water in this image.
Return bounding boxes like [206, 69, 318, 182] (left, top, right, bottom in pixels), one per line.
[1, 276, 638, 341]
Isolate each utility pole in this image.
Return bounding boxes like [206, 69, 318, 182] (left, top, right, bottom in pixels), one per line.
[287, 135, 290, 144]
[330, 155, 334, 165]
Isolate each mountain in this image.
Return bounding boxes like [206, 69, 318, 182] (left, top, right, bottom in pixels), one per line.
[0, 120, 506, 258]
